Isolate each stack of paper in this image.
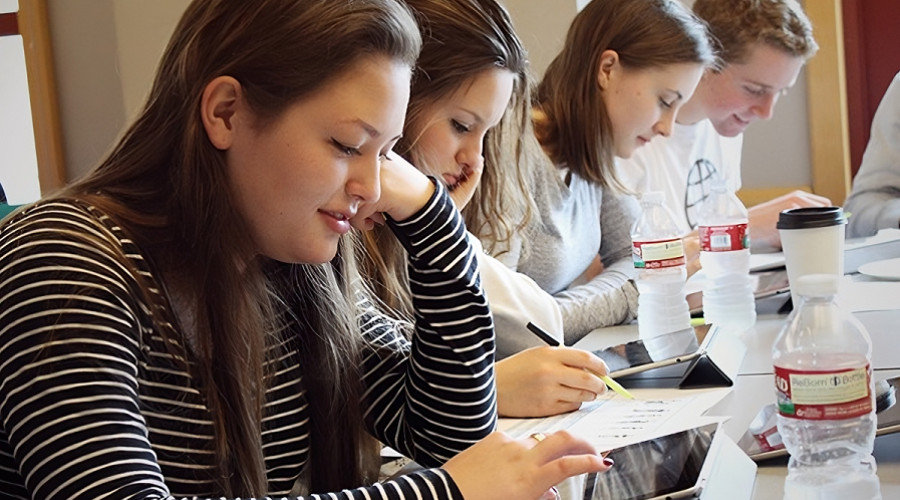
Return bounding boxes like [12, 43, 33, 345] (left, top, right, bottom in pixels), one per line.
[498, 386, 732, 452]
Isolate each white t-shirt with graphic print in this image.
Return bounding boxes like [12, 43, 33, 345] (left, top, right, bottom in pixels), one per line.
[617, 119, 743, 235]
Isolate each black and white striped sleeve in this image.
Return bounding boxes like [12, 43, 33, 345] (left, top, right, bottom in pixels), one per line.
[0, 197, 487, 500]
[359, 181, 497, 466]
[0, 202, 170, 500]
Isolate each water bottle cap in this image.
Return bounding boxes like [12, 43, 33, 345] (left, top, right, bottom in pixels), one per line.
[794, 273, 839, 297]
[640, 191, 664, 204]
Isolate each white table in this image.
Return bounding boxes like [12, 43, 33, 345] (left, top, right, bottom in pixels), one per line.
[573, 308, 900, 499]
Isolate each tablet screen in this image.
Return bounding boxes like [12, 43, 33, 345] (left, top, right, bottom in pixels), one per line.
[584, 422, 718, 500]
[591, 328, 702, 376]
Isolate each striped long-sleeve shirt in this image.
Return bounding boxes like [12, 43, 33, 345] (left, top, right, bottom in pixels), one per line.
[0, 184, 496, 500]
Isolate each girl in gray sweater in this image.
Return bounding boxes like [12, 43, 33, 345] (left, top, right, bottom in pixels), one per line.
[507, 0, 717, 344]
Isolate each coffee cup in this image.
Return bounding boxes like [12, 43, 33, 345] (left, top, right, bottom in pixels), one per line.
[777, 206, 847, 307]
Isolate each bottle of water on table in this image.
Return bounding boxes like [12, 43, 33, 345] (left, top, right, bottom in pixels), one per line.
[631, 191, 692, 339]
[773, 274, 881, 500]
[696, 177, 756, 333]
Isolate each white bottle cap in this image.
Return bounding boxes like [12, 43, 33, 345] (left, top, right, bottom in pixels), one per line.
[793, 273, 839, 297]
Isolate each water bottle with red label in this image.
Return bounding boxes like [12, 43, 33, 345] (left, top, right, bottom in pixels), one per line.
[773, 274, 881, 500]
[631, 191, 692, 339]
[696, 177, 756, 333]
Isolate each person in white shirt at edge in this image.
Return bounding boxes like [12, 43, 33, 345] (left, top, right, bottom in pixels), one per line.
[846, 71, 900, 238]
[617, 0, 831, 273]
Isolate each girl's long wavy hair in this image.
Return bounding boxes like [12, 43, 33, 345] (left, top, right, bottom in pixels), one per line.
[535, 0, 716, 190]
[56, 0, 420, 496]
[363, 0, 532, 315]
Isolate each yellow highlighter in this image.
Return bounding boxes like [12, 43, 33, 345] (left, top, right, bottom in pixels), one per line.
[526, 322, 635, 400]
[598, 374, 634, 400]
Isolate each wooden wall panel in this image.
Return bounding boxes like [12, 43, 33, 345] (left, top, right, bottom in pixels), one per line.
[17, 0, 66, 193]
[805, 0, 851, 205]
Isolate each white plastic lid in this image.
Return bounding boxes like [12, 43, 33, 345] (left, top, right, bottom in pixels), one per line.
[640, 191, 664, 204]
[793, 273, 839, 297]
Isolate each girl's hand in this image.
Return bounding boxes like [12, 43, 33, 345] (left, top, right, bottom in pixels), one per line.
[682, 232, 701, 279]
[496, 346, 609, 418]
[446, 160, 484, 211]
[352, 152, 435, 230]
[443, 430, 613, 500]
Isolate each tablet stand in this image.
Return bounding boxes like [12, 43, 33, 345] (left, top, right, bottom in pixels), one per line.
[678, 325, 747, 389]
[617, 325, 747, 389]
[700, 436, 757, 500]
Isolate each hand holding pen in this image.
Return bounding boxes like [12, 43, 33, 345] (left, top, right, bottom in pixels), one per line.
[526, 322, 634, 400]
[496, 345, 614, 417]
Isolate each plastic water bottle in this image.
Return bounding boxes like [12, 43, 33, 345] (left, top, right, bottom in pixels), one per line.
[631, 191, 692, 339]
[773, 274, 881, 500]
[696, 178, 756, 333]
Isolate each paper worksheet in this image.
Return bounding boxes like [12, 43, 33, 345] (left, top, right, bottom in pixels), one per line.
[498, 386, 731, 451]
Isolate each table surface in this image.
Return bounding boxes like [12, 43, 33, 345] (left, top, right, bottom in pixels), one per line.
[574, 306, 900, 499]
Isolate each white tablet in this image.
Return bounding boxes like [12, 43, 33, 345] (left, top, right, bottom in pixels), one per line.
[582, 422, 723, 500]
[590, 326, 707, 378]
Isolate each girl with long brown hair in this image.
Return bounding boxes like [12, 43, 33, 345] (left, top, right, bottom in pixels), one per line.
[502, 0, 718, 344]
[0, 0, 607, 499]
[362, 0, 616, 423]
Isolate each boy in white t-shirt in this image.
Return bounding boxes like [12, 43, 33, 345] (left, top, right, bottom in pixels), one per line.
[618, 0, 830, 264]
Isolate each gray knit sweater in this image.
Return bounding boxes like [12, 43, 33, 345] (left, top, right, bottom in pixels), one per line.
[492, 159, 640, 345]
